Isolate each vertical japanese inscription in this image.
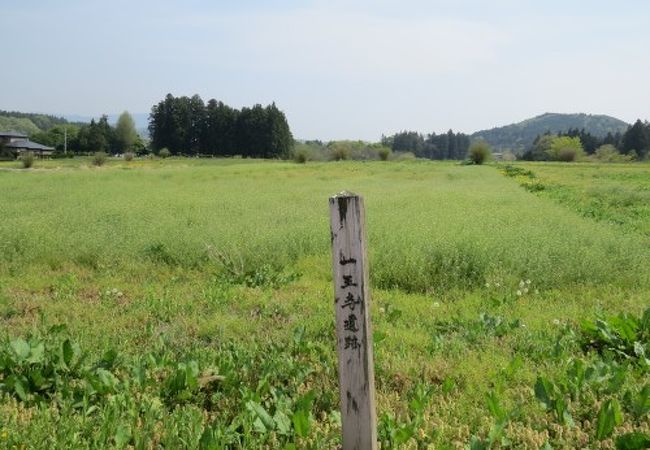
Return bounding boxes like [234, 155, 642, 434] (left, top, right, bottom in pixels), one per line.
[329, 192, 377, 450]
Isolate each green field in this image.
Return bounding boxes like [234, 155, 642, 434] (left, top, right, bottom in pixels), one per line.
[0, 158, 648, 449]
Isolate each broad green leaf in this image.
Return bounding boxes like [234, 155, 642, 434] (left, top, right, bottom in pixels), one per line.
[394, 425, 414, 445]
[13, 376, 28, 401]
[292, 325, 305, 346]
[96, 368, 117, 389]
[596, 399, 622, 440]
[100, 348, 119, 368]
[486, 391, 506, 422]
[26, 342, 44, 365]
[185, 360, 200, 389]
[10, 338, 30, 361]
[62, 339, 74, 367]
[292, 410, 310, 438]
[294, 390, 315, 413]
[632, 384, 650, 417]
[28, 369, 47, 389]
[609, 316, 638, 343]
[580, 319, 599, 335]
[274, 410, 291, 435]
[246, 401, 275, 432]
[114, 424, 131, 448]
[534, 376, 555, 409]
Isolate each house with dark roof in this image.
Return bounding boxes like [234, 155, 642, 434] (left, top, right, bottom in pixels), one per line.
[0, 131, 28, 144]
[0, 131, 55, 159]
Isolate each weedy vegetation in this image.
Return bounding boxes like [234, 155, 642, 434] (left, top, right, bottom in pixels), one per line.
[0, 158, 648, 448]
[20, 151, 35, 169]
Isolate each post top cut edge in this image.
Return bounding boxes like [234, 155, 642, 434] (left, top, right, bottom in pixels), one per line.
[330, 190, 359, 200]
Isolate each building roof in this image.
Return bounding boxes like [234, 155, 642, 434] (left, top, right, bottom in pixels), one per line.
[0, 130, 29, 138]
[5, 139, 55, 151]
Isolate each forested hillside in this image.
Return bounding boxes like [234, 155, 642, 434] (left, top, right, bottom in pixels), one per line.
[0, 110, 83, 135]
[472, 113, 629, 153]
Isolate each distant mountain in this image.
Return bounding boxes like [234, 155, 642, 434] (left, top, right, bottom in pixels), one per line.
[472, 113, 630, 153]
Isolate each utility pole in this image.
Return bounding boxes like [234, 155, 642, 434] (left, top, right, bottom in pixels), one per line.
[64, 127, 67, 155]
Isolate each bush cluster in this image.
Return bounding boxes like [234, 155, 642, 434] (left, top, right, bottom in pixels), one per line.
[468, 141, 491, 165]
[20, 151, 35, 169]
[92, 151, 107, 166]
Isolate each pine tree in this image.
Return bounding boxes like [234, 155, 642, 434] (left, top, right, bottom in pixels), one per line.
[621, 120, 649, 157]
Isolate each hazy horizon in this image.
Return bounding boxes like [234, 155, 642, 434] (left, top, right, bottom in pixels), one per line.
[2, 0, 649, 140]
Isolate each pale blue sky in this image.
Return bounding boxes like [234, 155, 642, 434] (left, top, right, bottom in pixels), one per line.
[2, 0, 649, 140]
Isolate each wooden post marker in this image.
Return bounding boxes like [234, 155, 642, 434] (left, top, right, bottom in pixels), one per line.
[329, 192, 377, 450]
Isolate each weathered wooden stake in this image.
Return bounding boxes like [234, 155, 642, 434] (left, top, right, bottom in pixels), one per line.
[329, 192, 377, 450]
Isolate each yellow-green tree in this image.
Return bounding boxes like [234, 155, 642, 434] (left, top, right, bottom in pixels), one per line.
[547, 136, 584, 161]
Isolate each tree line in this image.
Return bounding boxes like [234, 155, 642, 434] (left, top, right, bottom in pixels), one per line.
[523, 119, 650, 161]
[148, 94, 293, 158]
[381, 130, 471, 160]
[20, 112, 144, 156]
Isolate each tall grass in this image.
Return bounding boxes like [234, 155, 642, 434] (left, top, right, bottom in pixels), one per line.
[0, 160, 647, 293]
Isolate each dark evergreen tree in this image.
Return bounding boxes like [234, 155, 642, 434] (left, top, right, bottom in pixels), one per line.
[264, 102, 293, 158]
[388, 131, 424, 154]
[185, 94, 205, 155]
[149, 94, 183, 154]
[446, 130, 457, 159]
[522, 133, 553, 161]
[621, 119, 650, 158]
[381, 129, 470, 160]
[437, 133, 449, 159]
[603, 132, 616, 146]
[87, 119, 108, 152]
[203, 99, 238, 156]
[97, 115, 114, 151]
